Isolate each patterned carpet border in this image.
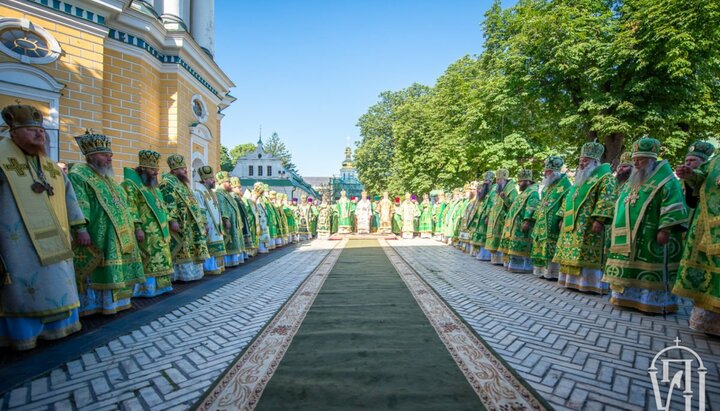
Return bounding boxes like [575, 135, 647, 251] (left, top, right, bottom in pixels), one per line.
[194, 238, 347, 411]
[380, 239, 554, 411]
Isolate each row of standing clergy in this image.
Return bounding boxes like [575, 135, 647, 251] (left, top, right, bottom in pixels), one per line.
[0, 103, 313, 350]
[423, 138, 719, 336]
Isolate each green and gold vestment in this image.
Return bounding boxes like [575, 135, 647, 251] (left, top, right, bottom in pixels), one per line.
[499, 183, 540, 257]
[553, 165, 616, 274]
[531, 175, 571, 267]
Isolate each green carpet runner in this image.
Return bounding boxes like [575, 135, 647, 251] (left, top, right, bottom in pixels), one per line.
[198, 238, 549, 411]
[255, 239, 483, 410]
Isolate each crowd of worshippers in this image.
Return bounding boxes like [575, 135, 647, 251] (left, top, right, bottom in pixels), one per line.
[0, 104, 323, 351]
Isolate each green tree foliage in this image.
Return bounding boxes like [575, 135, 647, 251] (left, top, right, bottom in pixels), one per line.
[229, 143, 256, 164]
[264, 132, 298, 174]
[220, 145, 234, 172]
[355, 0, 720, 194]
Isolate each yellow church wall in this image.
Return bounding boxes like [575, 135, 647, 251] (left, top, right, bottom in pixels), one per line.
[0, 6, 106, 164]
[0, 3, 231, 180]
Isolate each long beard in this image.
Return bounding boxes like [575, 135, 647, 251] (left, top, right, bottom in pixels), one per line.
[616, 169, 631, 184]
[496, 181, 506, 193]
[139, 172, 158, 188]
[542, 172, 561, 188]
[176, 173, 189, 185]
[574, 162, 598, 187]
[629, 161, 656, 188]
[88, 161, 114, 178]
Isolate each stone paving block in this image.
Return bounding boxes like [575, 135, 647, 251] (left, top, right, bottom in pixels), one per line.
[566, 387, 589, 410]
[89, 376, 110, 397]
[553, 378, 575, 399]
[139, 386, 163, 408]
[8, 387, 28, 408]
[30, 378, 48, 399]
[71, 387, 92, 409]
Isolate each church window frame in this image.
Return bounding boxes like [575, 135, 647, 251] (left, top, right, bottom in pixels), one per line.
[190, 94, 208, 123]
[267, 165, 272, 176]
[258, 164, 263, 176]
[248, 165, 253, 176]
[0, 18, 62, 65]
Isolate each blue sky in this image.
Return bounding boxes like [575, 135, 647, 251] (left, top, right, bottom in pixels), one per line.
[215, 1, 511, 177]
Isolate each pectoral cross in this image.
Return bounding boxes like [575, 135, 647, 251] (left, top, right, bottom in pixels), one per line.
[3, 158, 30, 176]
[43, 161, 61, 178]
[625, 191, 640, 205]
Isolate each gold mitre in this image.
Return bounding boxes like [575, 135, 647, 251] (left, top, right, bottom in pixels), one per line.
[167, 154, 186, 170]
[138, 150, 160, 169]
[230, 176, 242, 188]
[495, 169, 510, 180]
[1, 103, 44, 131]
[215, 171, 230, 183]
[197, 165, 214, 180]
[75, 130, 112, 156]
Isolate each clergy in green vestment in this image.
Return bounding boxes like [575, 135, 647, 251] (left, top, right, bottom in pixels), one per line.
[317, 194, 334, 239]
[69, 132, 144, 316]
[251, 183, 271, 253]
[485, 169, 518, 266]
[499, 169, 540, 273]
[603, 138, 688, 314]
[441, 190, 461, 243]
[231, 178, 256, 257]
[459, 184, 480, 252]
[680, 141, 715, 223]
[159, 155, 209, 281]
[286, 196, 299, 242]
[335, 190, 355, 234]
[530, 157, 571, 279]
[615, 152, 633, 195]
[432, 191, 447, 241]
[418, 193, 434, 238]
[310, 199, 319, 237]
[0, 104, 85, 349]
[474, 171, 497, 261]
[392, 196, 402, 235]
[215, 171, 245, 268]
[262, 188, 279, 249]
[372, 196, 381, 233]
[194, 166, 226, 275]
[451, 186, 471, 248]
[122, 150, 173, 298]
[553, 142, 617, 294]
[673, 147, 720, 335]
[296, 194, 314, 240]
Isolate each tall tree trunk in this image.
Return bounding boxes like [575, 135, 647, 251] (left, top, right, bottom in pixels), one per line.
[602, 133, 625, 169]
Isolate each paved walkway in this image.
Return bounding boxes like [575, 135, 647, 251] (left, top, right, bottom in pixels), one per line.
[1, 240, 339, 411]
[389, 238, 720, 411]
[2, 237, 718, 410]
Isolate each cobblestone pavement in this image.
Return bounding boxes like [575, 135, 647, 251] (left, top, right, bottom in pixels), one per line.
[0, 240, 339, 411]
[389, 239, 720, 411]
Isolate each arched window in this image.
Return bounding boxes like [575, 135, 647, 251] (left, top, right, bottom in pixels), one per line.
[0, 62, 63, 160]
